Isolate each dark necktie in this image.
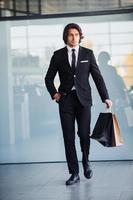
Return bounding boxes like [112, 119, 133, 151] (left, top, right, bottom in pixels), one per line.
[71, 49, 76, 72]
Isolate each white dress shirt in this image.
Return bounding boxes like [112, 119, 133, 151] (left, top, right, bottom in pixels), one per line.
[67, 45, 79, 67]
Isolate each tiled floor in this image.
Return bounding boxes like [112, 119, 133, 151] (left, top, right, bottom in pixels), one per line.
[0, 161, 133, 200]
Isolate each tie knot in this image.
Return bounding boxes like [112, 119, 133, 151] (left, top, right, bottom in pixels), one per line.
[72, 49, 75, 53]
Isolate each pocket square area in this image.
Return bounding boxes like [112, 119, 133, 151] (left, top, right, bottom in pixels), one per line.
[80, 60, 88, 63]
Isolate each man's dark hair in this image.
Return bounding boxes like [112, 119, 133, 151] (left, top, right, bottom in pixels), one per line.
[63, 23, 84, 44]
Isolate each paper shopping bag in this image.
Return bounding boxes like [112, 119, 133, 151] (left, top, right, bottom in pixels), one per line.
[90, 113, 124, 147]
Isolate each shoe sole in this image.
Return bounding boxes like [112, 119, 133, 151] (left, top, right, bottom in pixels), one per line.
[84, 171, 93, 179]
[66, 178, 80, 186]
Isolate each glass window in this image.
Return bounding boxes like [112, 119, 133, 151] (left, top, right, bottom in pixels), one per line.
[0, 13, 133, 163]
[111, 33, 133, 44]
[111, 44, 133, 55]
[111, 21, 133, 32]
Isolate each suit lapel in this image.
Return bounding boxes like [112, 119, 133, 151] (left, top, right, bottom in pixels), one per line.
[76, 46, 84, 72]
[76, 46, 82, 68]
[63, 47, 73, 73]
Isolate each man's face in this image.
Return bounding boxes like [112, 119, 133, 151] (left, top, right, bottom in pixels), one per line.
[67, 28, 80, 47]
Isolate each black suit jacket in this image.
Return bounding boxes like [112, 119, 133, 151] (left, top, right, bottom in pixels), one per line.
[45, 46, 109, 106]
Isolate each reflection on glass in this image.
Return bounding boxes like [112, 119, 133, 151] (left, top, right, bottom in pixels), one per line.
[98, 51, 133, 129]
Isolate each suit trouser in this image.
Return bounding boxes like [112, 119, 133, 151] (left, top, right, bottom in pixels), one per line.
[58, 90, 91, 175]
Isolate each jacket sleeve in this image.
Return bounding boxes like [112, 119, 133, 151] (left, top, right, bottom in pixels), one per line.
[44, 53, 58, 99]
[90, 51, 109, 102]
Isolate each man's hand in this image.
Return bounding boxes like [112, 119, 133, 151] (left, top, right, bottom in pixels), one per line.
[104, 99, 113, 109]
[53, 93, 61, 102]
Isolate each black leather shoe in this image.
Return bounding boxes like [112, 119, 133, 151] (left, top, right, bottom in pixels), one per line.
[83, 163, 93, 179]
[66, 174, 80, 185]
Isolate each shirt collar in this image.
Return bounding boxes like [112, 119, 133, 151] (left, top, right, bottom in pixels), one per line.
[67, 45, 79, 53]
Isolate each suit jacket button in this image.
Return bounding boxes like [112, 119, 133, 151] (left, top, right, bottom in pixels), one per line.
[74, 75, 76, 77]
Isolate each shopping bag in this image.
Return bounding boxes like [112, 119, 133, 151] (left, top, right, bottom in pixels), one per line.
[90, 113, 124, 147]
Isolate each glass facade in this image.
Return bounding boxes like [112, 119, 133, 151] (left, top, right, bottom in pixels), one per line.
[0, 12, 133, 163]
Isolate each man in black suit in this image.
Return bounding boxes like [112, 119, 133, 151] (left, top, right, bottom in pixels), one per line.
[45, 23, 112, 185]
